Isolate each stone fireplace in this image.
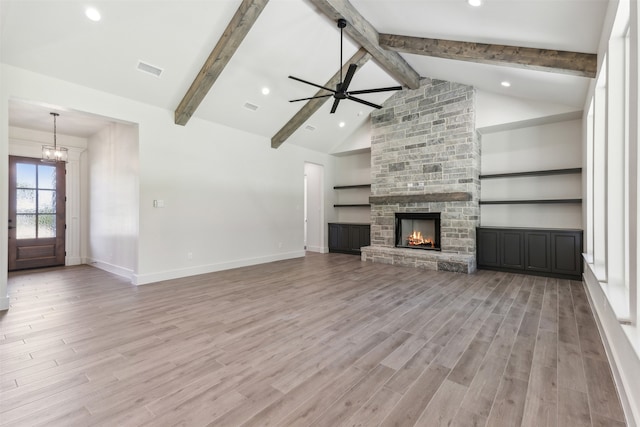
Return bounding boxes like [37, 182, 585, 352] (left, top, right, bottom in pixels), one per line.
[361, 78, 479, 274]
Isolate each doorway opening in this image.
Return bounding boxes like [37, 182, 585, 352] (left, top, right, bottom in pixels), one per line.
[304, 162, 324, 253]
[8, 156, 66, 270]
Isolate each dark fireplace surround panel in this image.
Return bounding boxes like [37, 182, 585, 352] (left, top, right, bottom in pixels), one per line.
[361, 78, 479, 274]
[396, 212, 441, 251]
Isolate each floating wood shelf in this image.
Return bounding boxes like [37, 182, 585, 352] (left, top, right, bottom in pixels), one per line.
[480, 199, 582, 205]
[479, 168, 582, 179]
[333, 204, 371, 208]
[333, 184, 372, 189]
[369, 192, 472, 205]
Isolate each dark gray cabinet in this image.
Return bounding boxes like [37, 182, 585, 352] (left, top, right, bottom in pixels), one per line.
[329, 223, 370, 255]
[501, 230, 525, 270]
[477, 227, 583, 280]
[525, 231, 551, 273]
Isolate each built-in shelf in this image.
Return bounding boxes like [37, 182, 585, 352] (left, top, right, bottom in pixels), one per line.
[333, 184, 372, 189]
[370, 192, 472, 205]
[479, 168, 582, 179]
[334, 184, 371, 209]
[480, 199, 582, 205]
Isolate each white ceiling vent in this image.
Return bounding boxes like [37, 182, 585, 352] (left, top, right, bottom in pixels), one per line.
[136, 60, 163, 77]
[304, 125, 316, 131]
[243, 102, 259, 111]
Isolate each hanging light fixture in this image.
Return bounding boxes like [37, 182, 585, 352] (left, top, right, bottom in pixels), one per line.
[42, 112, 68, 163]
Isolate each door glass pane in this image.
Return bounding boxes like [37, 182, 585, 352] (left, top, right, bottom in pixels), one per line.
[17, 189, 36, 213]
[38, 215, 56, 238]
[17, 214, 36, 239]
[38, 190, 56, 213]
[16, 163, 36, 188]
[38, 165, 57, 189]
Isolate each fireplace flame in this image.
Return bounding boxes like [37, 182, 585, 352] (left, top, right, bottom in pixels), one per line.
[407, 231, 434, 247]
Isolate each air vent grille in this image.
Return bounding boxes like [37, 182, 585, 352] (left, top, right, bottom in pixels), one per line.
[244, 102, 259, 111]
[137, 61, 163, 77]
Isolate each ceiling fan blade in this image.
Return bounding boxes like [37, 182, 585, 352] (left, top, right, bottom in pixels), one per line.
[289, 94, 333, 102]
[288, 76, 336, 93]
[347, 86, 403, 95]
[330, 98, 341, 114]
[346, 94, 383, 110]
[340, 64, 358, 93]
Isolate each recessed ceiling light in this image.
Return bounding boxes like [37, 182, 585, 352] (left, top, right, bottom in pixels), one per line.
[85, 7, 101, 22]
[261, 87, 270, 95]
[501, 81, 511, 87]
[339, 122, 346, 128]
[468, 0, 482, 6]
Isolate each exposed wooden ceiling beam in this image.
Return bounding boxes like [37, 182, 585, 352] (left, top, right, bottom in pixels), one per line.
[272, 48, 371, 149]
[174, 0, 269, 126]
[307, 0, 420, 90]
[379, 33, 597, 78]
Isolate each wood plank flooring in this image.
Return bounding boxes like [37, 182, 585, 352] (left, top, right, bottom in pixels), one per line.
[0, 253, 626, 426]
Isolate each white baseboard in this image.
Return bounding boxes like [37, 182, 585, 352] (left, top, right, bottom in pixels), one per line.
[132, 250, 306, 286]
[306, 245, 328, 254]
[66, 257, 83, 266]
[583, 264, 639, 427]
[85, 258, 134, 282]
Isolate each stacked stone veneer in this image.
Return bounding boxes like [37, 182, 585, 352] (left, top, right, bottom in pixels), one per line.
[361, 78, 480, 274]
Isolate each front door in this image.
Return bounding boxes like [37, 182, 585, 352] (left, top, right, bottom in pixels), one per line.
[8, 156, 66, 270]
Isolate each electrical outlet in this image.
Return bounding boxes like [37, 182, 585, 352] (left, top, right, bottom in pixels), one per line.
[187, 252, 193, 260]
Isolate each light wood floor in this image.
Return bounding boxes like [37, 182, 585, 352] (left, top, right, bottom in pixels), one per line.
[0, 253, 626, 426]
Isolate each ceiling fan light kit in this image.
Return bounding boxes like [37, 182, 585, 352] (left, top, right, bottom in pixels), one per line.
[288, 18, 402, 114]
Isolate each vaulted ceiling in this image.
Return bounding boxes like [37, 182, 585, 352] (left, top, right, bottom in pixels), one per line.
[1, 0, 608, 154]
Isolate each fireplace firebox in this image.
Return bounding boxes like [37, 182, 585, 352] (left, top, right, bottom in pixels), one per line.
[395, 212, 441, 251]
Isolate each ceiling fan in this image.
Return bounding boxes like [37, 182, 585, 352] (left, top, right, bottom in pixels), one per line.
[288, 18, 403, 114]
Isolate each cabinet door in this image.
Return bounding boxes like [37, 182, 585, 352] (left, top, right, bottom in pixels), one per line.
[551, 231, 582, 276]
[329, 224, 340, 251]
[337, 224, 350, 250]
[347, 225, 370, 251]
[525, 231, 551, 272]
[329, 224, 350, 252]
[359, 225, 370, 248]
[477, 228, 500, 267]
[349, 225, 361, 251]
[500, 230, 524, 270]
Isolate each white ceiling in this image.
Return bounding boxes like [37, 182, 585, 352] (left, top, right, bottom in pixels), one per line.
[1, 0, 607, 153]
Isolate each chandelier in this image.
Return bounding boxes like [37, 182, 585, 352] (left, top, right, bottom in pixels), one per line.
[42, 112, 68, 163]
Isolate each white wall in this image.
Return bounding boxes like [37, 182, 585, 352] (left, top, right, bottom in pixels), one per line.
[86, 123, 139, 279]
[0, 64, 336, 302]
[331, 120, 372, 155]
[476, 90, 581, 129]
[480, 119, 583, 228]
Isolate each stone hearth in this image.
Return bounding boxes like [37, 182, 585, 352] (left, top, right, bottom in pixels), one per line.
[361, 78, 479, 274]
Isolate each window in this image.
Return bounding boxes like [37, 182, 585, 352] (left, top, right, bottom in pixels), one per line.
[15, 162, 58, 239]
